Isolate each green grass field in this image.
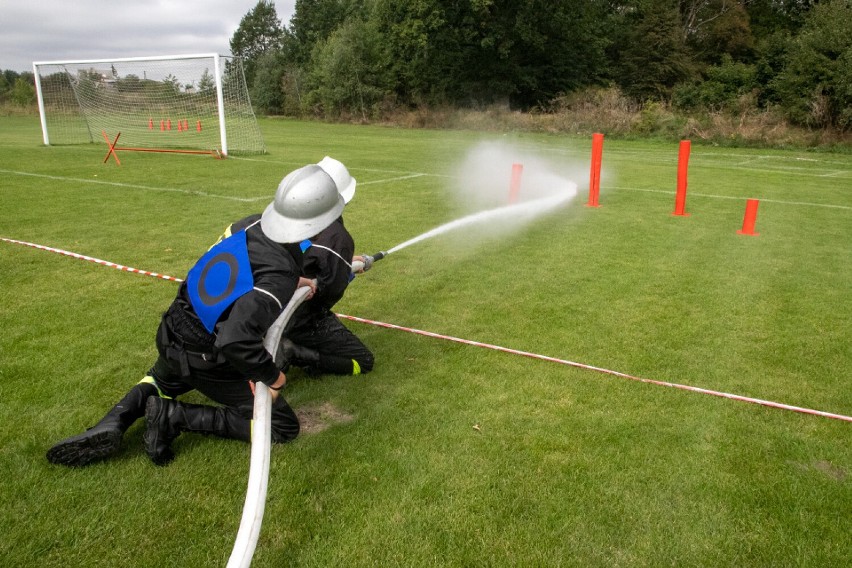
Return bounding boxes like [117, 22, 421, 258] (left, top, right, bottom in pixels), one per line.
[1, 115, 850, 567]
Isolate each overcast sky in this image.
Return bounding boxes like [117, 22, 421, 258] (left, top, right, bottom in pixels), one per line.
[0, 1, 296, 73]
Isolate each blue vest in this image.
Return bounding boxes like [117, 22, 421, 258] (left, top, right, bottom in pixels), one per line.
[186, 230, 254, 333]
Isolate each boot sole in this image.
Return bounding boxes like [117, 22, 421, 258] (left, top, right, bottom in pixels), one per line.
[46, 429, 123, 467]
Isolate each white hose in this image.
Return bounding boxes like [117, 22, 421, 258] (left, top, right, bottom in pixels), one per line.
[226, 381, 271, 568]
[226, 284, 313, 568]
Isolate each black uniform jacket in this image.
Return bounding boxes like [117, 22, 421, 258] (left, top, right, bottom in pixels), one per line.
[167, 214, 304, 386]
[291, 216, 354, 325]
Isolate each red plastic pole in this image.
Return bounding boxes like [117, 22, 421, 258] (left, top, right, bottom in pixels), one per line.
[737, 199, 760, 236]
[509, 163, 523, 203]
[587, 132, 604, 207]
[674, 140, 691, 216]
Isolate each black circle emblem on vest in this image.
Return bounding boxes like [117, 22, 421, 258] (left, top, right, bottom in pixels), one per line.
[196, 252, 239, 305]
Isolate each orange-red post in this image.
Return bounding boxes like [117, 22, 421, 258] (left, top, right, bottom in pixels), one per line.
[196, 120, 202, 132]
[674, 140, 691, 216]
[148, 118, 154, 130]
[587, 132, 604, 207]
[509, 163, 523, 203]
[737, 199, 760, 236]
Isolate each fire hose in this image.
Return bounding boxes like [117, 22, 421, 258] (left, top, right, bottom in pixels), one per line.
[226, 284, 313, 568]
[226, 252, 386, 567]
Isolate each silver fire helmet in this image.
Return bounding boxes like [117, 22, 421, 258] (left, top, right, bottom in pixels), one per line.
[317, 156, 356, 204]
[260, 164, 345, 243]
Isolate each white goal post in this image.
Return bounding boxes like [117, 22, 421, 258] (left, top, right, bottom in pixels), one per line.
[33, 53, 265, 156]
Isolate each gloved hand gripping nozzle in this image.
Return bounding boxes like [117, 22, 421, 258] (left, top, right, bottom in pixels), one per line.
[352, 251, 387, 273]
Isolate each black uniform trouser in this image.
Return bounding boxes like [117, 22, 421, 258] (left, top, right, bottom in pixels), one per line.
[147, 353, 300, 444]
[286, 311, 374, 374]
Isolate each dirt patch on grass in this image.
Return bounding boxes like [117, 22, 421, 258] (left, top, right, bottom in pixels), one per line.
[791, 459, 848, 481]
[296, 402, 355, 434]
[813, 460, 847, 481]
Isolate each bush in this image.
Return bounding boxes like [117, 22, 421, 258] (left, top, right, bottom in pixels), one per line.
[772, 0, 852, 130]
[672, 55, 758, 113]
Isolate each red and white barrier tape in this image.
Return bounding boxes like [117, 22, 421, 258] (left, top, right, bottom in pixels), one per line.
[337, 314, 851, 423]
[3, 236, 850, 423]
[1, 237, 183, 282]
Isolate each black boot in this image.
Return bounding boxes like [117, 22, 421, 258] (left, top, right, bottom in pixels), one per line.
[143, 398, 250, 466]
[280, 339, 356, 376]
[279, 339, 321, 373]
[46, 382, 158, 467]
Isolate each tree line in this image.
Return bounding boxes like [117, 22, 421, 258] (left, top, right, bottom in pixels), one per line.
[230, 0, 851, 131]
[0, 70, 35, 107]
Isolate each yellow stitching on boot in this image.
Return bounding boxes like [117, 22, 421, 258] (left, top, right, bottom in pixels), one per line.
[352, 360, 361, 376]
[138, 376, 172, 399]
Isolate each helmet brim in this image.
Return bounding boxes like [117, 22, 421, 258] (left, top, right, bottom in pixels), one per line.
[339, 178, 356, 204]
[260, 194, 345, 243]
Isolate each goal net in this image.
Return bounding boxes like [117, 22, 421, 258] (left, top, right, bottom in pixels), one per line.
[33, 54, 265, 155]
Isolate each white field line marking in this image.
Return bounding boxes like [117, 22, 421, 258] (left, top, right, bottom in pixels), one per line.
[698, 163, 852, 178]
[0, 169, 260, 202]
[3, 236, 850, 424]
[359, 173, 427, 185]
[608, 159, 851, 178]
[596, 146, 852, 166]
[608, 186, 852, 210]
[228, 155, 452, 178]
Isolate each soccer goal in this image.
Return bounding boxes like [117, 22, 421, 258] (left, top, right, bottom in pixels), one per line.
[33, 53, 265, 156]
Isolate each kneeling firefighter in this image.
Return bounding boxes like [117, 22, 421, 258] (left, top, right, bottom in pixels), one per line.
[47, 163, 346, 467]
[277, 156, 375, 377]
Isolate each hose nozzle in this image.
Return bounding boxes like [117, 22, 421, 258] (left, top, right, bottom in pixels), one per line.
[352, 251, 387, 274]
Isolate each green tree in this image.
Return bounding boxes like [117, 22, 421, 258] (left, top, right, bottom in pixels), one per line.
[0, 72, 10, 102]
[746, 0, 814, 40]
[11, 76, 35, 106]
[371, 0, 451, 105]
[773, 0, 852, 129]
[613, 0, 694, 101]
[4, 69, 20, 86]
[372, 0, 610, 109]
[252, 51, 288, 113]
[507, 1, 612, 108]
[306, 16, 391, 118]
[230, 0, 285, 86]
[163, 74, 181, 94]
[198, 68, 215, 96]
[681, 0, 755, 64]
[289, 0, 366, 64]
[673, 54, 757, 111]
[115, 74, 143, 93]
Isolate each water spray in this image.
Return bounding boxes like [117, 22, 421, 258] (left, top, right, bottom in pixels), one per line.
[351, 190, 574, 274]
